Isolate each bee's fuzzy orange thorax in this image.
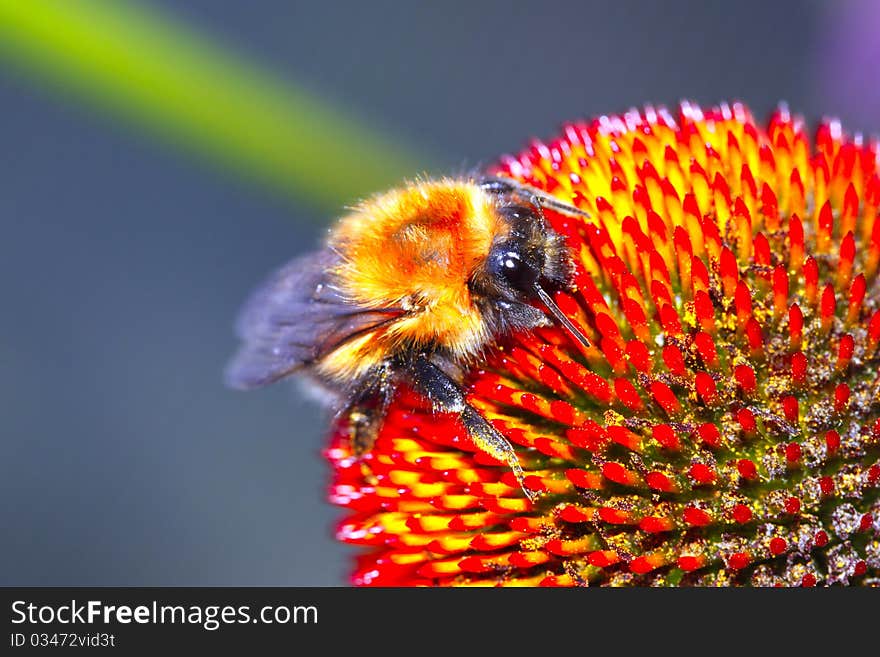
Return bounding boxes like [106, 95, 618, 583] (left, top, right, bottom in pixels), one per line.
[318, 179, 503, 380]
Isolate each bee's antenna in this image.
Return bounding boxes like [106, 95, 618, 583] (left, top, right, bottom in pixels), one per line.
[531, 190, 593, 221]
[534, 283, 592, 350]
[480, 176, 593, 221]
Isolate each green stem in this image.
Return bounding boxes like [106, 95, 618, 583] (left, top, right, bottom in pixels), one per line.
[0, 0, 427, 211]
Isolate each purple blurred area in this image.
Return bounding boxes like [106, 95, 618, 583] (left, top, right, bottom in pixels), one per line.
[0, 0, 875, 585]
[813, 0, 880, 133]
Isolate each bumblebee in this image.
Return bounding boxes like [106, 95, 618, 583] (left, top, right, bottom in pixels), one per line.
[225, 176, 592, 497]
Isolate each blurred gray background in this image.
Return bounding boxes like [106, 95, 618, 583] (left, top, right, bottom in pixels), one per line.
[1, 0, 876, 585]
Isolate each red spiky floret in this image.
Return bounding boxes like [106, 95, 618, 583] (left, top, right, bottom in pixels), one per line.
[327, 102, 880, 586]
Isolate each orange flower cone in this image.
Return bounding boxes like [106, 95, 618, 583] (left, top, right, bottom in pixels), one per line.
[327, 102, 880, 586]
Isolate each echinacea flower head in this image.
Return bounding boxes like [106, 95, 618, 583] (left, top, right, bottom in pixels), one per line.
[327, 102, 880, 586]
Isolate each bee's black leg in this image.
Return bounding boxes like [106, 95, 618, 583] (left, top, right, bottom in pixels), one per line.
[403, 353, 536, 501]
[343, 362, 396, 457]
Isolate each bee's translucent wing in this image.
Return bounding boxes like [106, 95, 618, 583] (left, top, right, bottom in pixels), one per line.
[225, 250, 404, 389]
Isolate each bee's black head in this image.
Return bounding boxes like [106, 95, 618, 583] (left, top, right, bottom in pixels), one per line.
[469, 200, 590, 350]
[485, 203, 571, 298]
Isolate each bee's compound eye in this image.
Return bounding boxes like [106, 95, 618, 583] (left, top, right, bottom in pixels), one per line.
[492, 249, 539, 293]
[500, 252, 521, 272]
